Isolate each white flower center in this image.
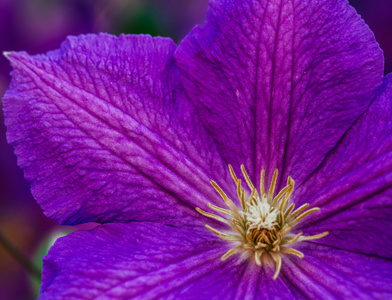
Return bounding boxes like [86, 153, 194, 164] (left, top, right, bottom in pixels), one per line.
[196, 164, 329, 280]
[244, 195, 278, 231]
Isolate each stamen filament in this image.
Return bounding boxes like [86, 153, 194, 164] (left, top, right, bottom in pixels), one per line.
[270, 253, 282, 280]
[281, 232, 303, 245]
[241, 164, 256, 192]
[249, 188, 257, 205]
[289, 203, 309, 219]
[290, 207, 320, 227]
[221, 245, 243, 261]
[237, 179, 246, 210]
[287, 176, 294, 187]
[229, 164, 238, 184]
[260, 169, 265, 196]
[232, 219, 246, 236]
[284, 203, 295, 219]
[197, 165, 328, 280]
[280, 224, 291, 235]
[272, 184, 291, 207]
[280, 247, 304, 258]
[279, 186, 293, 212]
[210, 180, 241, 215]
[299, 232, 329, 241]
[268, 169, 278, 203]
[255, 251, 263, 266]
[206, 202, 236, 218]
[205, 225, 243, 241]
[277, 211, 284, 224]
[195, 207, 234, 227]
[272, 185, 292, 211]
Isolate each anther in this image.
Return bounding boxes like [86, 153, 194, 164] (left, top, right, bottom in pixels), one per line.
[196, 165, 328, 279]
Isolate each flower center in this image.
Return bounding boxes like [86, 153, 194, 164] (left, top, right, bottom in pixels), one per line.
[245, 195, 278, 231]
[196, 165, 328, 280]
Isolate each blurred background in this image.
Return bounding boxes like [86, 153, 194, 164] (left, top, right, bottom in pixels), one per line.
[0, 0, 390, 299]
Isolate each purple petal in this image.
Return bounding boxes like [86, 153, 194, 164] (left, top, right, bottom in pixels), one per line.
[3, 33, 232, 226]
[41, 223, 388, 299]
[281, 243, 392, 299]
[41, 223, 289, 299]
[175, 0, 383, 186]
[295, 74, 392, 257]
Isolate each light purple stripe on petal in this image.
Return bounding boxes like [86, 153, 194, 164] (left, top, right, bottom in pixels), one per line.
[3, 33, 232, 226]
[175, 0, 384, 189]
[296, 74, 392, 257]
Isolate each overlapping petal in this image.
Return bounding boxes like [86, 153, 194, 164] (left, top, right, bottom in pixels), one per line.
[295, 74, 392, 257]
[41, 222, 307, 300]
[3, 33, 232, 226]
[40, 223, 234, 299]
[175, 0, 384, 188]
[3, 0, 391, 298]
[41, 223, 391, 299]
[281, 243, 392, 299]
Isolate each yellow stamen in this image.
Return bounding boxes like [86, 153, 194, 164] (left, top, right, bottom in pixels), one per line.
[206, 202, 236, 218]
[255, 251, 263, 266]
[279, 184, 293, 211]
[249, 188, 257, 205]
[228, 164, 238, 184]
[299, 232, 329, 241]
[204, 225, 243, 241]
[238, 180, 246, 211]
[280, 247, 304, 258]
[280, 224, 291, 235]
[281, 232, 303, 245]
[268, 169, 278, 203]
[196, 165, 328, 280]
[221, 245, 243, 261]
[289, 207, 320, 227]
[270, 252, 282, 280]
[272, 184, 291, 207]
[241, 164, 255, 190]
[260, 169, 265, 196]
[284, 203, 295, 219]
[277, 211, 284, 224]
[195, 207, 234, 227]
[210, 180, 240, 216]
[289, 203, 309, 219]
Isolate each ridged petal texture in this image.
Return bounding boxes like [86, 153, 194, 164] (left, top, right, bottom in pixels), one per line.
[3, 34, 231, 226]
[295, 74, 392, 258]
[41, 223, 392, 299]
[175, 0, 384, 188]
[2, 0, 392, 299]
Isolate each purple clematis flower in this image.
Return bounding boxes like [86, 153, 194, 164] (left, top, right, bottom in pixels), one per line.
[3, 0, 392, 298]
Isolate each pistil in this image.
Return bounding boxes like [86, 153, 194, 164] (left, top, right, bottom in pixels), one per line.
[196, 165, 328, 279]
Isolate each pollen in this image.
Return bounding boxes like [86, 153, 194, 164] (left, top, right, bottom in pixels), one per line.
[196, 165, 328, 280]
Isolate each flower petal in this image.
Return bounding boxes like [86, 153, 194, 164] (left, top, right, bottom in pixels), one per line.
[295, 74, 392, 257]
[43, 223, 387, 299]
[3, 33, 232, 226]
[40, 223, 296, 299]
[175, 0, 383, 186]
[281, 243, 392, 299]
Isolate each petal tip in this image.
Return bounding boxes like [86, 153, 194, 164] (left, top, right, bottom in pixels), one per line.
[3, 51, 12, 60]
[2, 51, 25, 63]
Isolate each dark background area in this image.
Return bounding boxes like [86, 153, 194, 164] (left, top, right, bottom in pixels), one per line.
[0, 0, 390, 299]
